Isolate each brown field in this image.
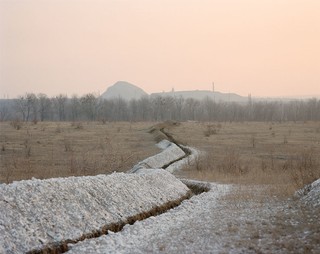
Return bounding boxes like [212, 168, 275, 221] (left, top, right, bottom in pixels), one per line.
[1, 121, 320, 194]
[0, 121, 160, 183]
[163, 121, 320, 195]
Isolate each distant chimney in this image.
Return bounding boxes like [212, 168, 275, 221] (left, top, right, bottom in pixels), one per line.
[212, 82, 215, 93]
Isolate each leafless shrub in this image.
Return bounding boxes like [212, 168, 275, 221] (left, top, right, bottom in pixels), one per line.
[3, 161, 14, 183]
[55, 124, 62, 133]
[10, 119, 23, 130]
[193, 155, 204, 171]
[24, 138, 32, 157]
[204, 124, 220, 137]
[251, 134, 256, 148]
[218, 149, 248, 175]
[64, 138, 73, 152]
[68, 152, 77, 175]
[290, 149, 319, 188]
[40, 125, 46, 131]
[185, 148, 248, 177]
[71, 121, 84, 130]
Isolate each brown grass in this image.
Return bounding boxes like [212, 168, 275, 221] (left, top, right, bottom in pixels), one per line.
[0, 121, 160, 183]
[2, 120, 320, 194]
[167, 121, 320, 195]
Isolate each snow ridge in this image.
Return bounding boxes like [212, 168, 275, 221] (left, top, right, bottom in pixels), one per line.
[0, 170, 191, 253]
[129, 140, 186, 173]
[296, 178, 320, 208]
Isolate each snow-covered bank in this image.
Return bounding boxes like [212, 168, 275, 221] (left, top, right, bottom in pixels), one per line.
[66, 180, 320, 253]
[165, 145, 200, 173]
[0, 169, 191, 254]
[129, 140, 186, 173]
[295, 178, 320, 208]
[129, 139, 200, 174]
[66, 181, 233, 253]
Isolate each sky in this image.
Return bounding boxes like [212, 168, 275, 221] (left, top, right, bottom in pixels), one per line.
[0, 0, 319, 98]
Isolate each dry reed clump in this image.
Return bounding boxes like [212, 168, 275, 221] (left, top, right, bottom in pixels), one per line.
[71, 121, 84, 130]
[184, 148, 248, 180]
[288, 148, 320, 189]
[203, 124, 221, 137]
[10, 119, 23, 130]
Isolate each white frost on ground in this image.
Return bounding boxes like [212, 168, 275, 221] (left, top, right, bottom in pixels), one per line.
[0, 170, 190, 253]
[67, 181, 320, 253]
[129, 140, 186, 173]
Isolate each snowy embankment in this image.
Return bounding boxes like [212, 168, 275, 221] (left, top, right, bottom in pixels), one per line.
[129, 140, 199, 173]
[165, 145, 199, 173]
[295, 178, 320, 208]
[66, 181, 232, 253]
[66, 178, 320, 253]
[0, 169, 191, 254]
[129, 140, 186, 173]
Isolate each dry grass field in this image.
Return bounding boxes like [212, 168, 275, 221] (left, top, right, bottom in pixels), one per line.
[1, 120, 320, 194]
[164, 121, 320, 195]
[0, 121, 160, 183]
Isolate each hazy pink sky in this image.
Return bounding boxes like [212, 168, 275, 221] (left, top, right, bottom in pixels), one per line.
[0, 0, 319, 98]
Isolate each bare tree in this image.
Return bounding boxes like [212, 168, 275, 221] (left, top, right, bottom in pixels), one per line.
[15, 93, 37, 121]
[137, 96, 151, 121]
[38, 93, 52, 121]
[54, 94, 68, 121]
[70, 95, 81, 121]
[80, 93, 99, 121]
[0, 100, 11, 121]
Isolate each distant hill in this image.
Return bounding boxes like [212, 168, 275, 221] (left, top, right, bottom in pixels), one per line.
[101, 82, 248, 102]
[101, 81, 148, 100]
[151, 90, 247, 102]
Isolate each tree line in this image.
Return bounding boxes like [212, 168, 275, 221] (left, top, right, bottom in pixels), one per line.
[0, 93, 319, 122]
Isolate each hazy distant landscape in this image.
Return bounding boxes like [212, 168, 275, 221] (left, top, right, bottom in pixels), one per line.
[1, 81, 319, 123]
